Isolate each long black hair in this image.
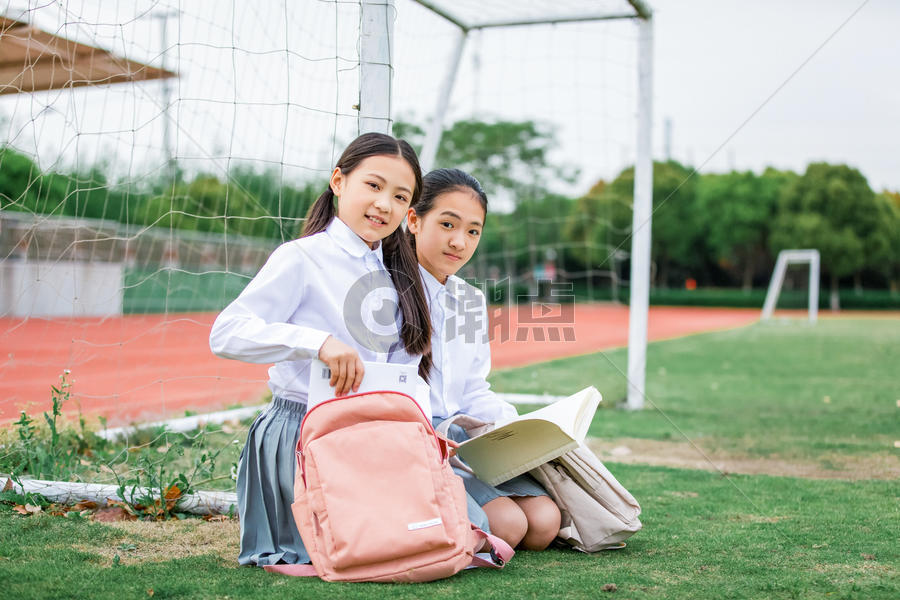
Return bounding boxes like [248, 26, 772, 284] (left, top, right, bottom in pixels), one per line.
[407, 168, 488, 379]
[302, 132, 431, 377]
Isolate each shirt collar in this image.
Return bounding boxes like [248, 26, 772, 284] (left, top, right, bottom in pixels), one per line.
[326, 216, 384, 263]
[418, 265, 467, 305]
[418, 264, 444, 303]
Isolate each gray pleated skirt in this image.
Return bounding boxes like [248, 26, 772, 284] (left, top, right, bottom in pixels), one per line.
[236, 396, 309, 566]
[433, 417, 549, 507]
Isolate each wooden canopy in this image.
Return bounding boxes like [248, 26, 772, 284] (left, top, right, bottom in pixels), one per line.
[0, 15, 176, 95]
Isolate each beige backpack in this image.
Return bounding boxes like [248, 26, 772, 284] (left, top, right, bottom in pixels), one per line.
[530, 444, 642, 552]
[436, 414, 642, 552]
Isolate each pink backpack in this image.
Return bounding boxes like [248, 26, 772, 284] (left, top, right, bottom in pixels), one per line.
[264, 391, 513, 583]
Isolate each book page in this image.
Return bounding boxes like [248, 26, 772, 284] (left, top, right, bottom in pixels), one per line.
[456, 387, 602, 485]
[493, 387, 601, 440]
[457, 419, 580, 486]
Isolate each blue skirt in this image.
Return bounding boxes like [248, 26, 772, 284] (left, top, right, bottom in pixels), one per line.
[433, 417, 549, 507]
[236, 397, 308, 566]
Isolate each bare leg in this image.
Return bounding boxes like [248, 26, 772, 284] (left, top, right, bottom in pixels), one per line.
[481, 497, 528, 549]
[513, 496, 561, 551]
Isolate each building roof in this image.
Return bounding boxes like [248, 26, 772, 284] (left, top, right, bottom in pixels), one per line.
[0, 15, 176, 95]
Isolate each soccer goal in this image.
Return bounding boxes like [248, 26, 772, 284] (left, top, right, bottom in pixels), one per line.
[0, 0, 655, 506]
[761, 249, 821, 324]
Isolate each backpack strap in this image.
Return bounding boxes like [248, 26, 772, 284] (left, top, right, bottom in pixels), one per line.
[468, 526, 515, 569]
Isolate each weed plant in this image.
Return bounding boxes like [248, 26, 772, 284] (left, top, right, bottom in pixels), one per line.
[0, 372, 245, 518]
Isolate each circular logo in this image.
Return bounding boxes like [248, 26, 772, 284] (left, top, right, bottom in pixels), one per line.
[343, 270, 401, 354]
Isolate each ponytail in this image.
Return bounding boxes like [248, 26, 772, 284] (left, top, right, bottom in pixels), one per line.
[301, 188, 336, 237]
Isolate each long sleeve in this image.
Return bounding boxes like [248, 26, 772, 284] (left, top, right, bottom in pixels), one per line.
[456, 295, 518, 424]
[209, 242, 331, 364]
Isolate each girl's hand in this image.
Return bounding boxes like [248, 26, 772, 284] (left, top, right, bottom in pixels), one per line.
[318, 336, 365, 396]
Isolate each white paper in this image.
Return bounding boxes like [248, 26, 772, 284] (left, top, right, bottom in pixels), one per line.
[307, 360, 428, 419]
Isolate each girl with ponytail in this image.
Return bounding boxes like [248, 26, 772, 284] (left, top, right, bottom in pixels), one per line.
[210, 132, 431, 567]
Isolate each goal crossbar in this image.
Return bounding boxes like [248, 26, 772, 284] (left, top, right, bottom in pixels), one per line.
[410, 1, 650, 32]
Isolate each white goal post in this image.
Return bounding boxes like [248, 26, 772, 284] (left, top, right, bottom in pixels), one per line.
[761, 249, 821, 324]
[379, 0, 656, 410]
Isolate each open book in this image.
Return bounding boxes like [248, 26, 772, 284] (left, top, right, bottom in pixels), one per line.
[455, 387, 602, 486]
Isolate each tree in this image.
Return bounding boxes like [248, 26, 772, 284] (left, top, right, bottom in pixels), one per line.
[394, 118, 576, 282]
[869, 191, 900, 293]
[695, 168, 795, 290]
[394, 118, 574, 198]
[574, 160, 701, 288]
[770, 163, 876, 309]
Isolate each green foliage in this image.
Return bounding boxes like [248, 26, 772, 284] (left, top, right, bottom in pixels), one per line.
[4, 133, 899, 293]
[770, 163, 888, 301]
[0, 374, 243, 519]
[4, 372, 107, 482]
[571, 160, 704, 287]
[695, 168, 794, 289]
[395, 118, 576, 197]
[0, 145, 321, 240]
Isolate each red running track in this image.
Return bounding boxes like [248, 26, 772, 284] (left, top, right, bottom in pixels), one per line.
[0, 305, 764, 426]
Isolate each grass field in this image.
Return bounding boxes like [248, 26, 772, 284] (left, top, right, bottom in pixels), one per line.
[1, 318, 898, 598]
[490, 319, 899, 466]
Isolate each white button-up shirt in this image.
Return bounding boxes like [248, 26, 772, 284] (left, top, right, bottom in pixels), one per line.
[420, 266, 518, 423]
[210, 217, 418, 403]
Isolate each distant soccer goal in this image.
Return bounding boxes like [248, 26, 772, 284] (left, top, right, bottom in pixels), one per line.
[761, 249, 821, 324]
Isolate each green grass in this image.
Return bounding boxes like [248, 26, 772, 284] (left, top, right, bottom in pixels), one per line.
[1, 464, 896, 599]
[3, 318, 898, 597]
[489, 319, 899, 460]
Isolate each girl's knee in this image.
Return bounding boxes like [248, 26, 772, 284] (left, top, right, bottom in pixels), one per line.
[515, 496, 561, 551]
[481, 497, 528, 548]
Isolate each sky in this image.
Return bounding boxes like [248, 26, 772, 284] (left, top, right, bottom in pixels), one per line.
[0, 0, 897, 198]
[649, 0, 899, 192]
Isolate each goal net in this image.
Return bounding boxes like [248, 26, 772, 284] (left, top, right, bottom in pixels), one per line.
[0, 0, 650, 496]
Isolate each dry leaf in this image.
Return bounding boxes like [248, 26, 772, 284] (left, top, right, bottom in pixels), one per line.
[72, 500, 99, 511]
[164, 485, 182, 500]
[146, 590, 154, 597]
[13, 505, 29, 515]
[164, 485, 182, 511]
[203, 514, 228, 522]
[861, 553, 876, 561]
[602, 583, 618, 592]
[107, 498, 138, 516]
[24, 504, 42, 514]
[93, 507, 135, 522]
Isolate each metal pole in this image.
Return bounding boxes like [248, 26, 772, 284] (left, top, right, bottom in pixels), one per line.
[808, 250, 820, 324]
[626, 16, 654, 411]
[359, 0, 395, 135]
[155, 12, 175, 176]
[762, 252, 788, 321]
[419, 28, 467, 172]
